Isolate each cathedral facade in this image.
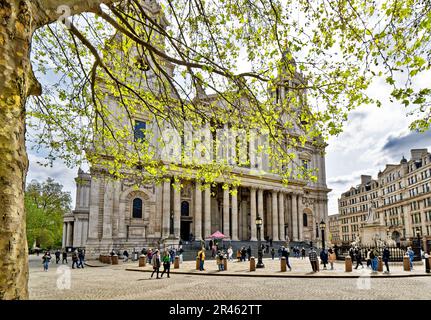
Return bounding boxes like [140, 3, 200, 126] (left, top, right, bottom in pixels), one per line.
[61, 0, 330, 256]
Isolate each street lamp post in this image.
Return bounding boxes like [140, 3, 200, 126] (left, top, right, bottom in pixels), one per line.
[170, 212, 174, 236]
[319, 220, 326, 250]
[416, 229, 422, 259]
[256, 216, 264, 268]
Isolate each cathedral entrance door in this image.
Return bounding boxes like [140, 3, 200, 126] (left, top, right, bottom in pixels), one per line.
[181, 221, 191, 241]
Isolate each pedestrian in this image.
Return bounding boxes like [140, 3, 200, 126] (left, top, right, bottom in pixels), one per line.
[151, 250, 161, 279]
[271, 247, 275, 260]
[42, 251, 51, 271]
[277, 247, 282, 260]
[349, 247, 355, 262]
[55, 249, 61, 264]
[216, 251, 225, 271]
[147, 249, 153, 264]
[354, 247, 364, 269]
[178, 247, 184, 263]
[123, 249, 129, 263]
[62, 250, 68, 264]
[247, 246, 252, 261]
[407, 247, 415, 270]
[370, 248, 379, 272]
[269, 238, 273, 247]
[309, 247, 318, 272]
[366, 249, 371, 268]
[198, 247, 206, 271]
[170, 248, 176, 264]
[241, 247, 247, 262]
[382, 246, 390, 273]
[160, 251, 171, 278]
[281, 247, 292, 270]
[328, 248, 336, 270]
[77, 250, 85, 268]
[227, 246, 233, 262]
[320, 248, 328, 270]
[301, 247, 306, 259]
[72, 250, 79, 269]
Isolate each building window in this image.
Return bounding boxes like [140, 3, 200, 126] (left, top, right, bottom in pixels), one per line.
[134, 120, 147, 142]
[303, 213, 308, 227]
[132, 198, 143, 218]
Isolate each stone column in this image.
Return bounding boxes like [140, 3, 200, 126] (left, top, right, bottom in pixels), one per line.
[162, 180, 171, 238]
[316, 200, 321, 240]
[250, 187, 257, 241]
[223, 186, 230, 237]
[272, 190, 279, 241]
[291, 193, 298, 241]
[204, 186, 211, 238]
[279, 192, 285, 241]
[257, 188, 264, 238]
[298, 194, 303, 241]
[173, 182, 181, 239]
[66, 222, 72, 247]
[62, 222, 67, 248]
[231, 187, 239, 241]
[88, 176, 101, 239]
[102, 180, 113, 240]
[194, 181, 202, 241]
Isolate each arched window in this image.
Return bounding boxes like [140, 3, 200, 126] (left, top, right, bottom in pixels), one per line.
[132, 198, 143, 218]
[181, 201, 189, 216]
[303, 213, 308, 227]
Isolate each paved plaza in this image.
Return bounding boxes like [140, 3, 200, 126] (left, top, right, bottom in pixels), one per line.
[28, 255, 431, 300]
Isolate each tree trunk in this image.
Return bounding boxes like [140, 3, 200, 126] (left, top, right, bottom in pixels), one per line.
[0, 0, 117, 299]
[0, 0, 41, 300]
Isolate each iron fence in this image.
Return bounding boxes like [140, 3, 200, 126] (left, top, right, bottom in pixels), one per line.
[334, 245, 420, 262]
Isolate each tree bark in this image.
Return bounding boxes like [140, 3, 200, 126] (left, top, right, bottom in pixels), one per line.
[0, 0, 117, 300]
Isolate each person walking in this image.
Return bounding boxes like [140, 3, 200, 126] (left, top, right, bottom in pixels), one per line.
[246, 246, 252, 261]
[151, 250, 161, 278]
[281, 247, 292, 270]
[407, 247, 415, 270]
[241, 247, 247, 262]
[320, 248, 328, 270]
[301, 247, 306, 259]
[55, 249, 61, 264]
[382, 246, 390, 273]
[160, 251, 171, 278]
[271, 247, 275, 260]
[77, 250, 85, 268]
[178, 247, 184, 263]
[62, 250, 68, 264]
[72, 250, 79, 269]
[42, 251, 51, 271]
[354, 247, 364, 269]
[366, 249, 371, 268]
[198, 248, 206, 271]
[227, 246, 233, 262]
[309, 247, 318, 272]
[328, 248, 336, 270]
[370, 248, 379, 272]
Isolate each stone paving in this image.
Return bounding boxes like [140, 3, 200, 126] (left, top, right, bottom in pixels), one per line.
[28, 255, 431, 300]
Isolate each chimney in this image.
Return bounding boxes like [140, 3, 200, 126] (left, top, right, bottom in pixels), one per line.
[410, 149, 428, 161]
[360, 175, 372, 184]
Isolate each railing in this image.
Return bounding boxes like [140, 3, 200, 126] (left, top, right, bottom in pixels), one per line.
[334, 245, 420, 262]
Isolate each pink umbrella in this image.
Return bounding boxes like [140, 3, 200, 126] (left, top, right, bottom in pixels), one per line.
[206, 230, 227, 240]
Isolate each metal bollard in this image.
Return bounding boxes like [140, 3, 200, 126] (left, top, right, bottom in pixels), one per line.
[111, 254, 118, 265]
[139, 255, 146, 267]
[99, 254, 103, 263]
[174, 256, 180, 269]
[196, 257, 200, 270]
[250, 256, 256, 271]
[426, 256, 431, 273]
[403, 255, 410, 271]
[281, 257, 287, 272]
[345, 256, 352, 272]
[223, 258, 228, 271]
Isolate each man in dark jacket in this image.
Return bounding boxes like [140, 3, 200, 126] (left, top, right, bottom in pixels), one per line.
[309, 248, 318, 272]
[320, 249, 328, 269]
[55, 249, 61, 264]
[246, 246, 252, 261]
[354, 247, 364, 269]
[382, 246, 390, 273]
[62, 250, 68, 264]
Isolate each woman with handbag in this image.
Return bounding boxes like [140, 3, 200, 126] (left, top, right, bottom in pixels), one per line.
[151, 250, 161, 279]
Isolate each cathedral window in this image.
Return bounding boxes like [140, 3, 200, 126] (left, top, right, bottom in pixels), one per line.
[132, 198, 143, 218]
[134, 120, 147, 142]
[303, 213, 308, 227]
